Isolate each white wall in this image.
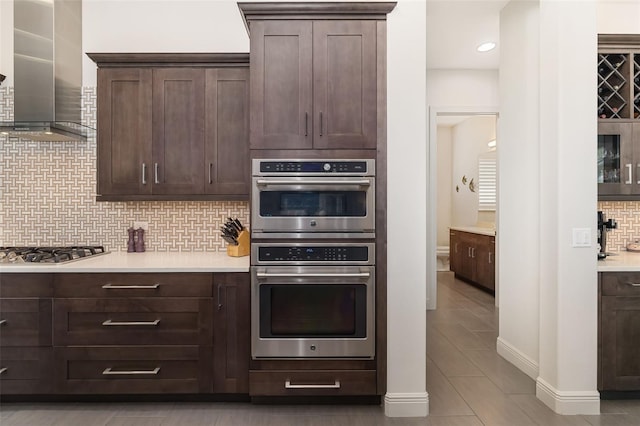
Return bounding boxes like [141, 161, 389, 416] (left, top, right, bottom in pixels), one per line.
[597, 0, 640, 33]
[451, 116, 496, 227]
[427, 69, 499, 107]
[436, 126, 452, 246]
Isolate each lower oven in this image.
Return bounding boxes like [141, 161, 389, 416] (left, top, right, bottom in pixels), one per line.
[251, 242, 375, 359]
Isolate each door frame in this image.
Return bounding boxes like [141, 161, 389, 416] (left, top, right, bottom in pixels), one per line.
[427, 105, 499, 310]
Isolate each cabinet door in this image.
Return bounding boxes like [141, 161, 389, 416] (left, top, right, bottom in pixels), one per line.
[205, 68, 250, 196]
[97, 68, 153, 196]
[249, 20, 313, 150]
[450, 231, 462, 273]
[213, 273, 250, 393]
[598, 122, 634, 197]
[601, 295, 640, 390]
[313, 21, 377, 149]
[152, 68, 205, 195]
[475, 236, 495, 293]
[458, 234, 476, 281]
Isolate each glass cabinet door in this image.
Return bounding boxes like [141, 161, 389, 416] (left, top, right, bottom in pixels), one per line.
[598, 122, 634, 197]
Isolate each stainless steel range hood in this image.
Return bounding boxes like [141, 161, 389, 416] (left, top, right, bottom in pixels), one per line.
[0, 0, 93, 142]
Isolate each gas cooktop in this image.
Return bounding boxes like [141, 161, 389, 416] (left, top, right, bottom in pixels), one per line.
[0, 246, 108, 264]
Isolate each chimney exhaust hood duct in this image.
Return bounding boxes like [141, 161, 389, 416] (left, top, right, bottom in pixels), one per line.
[0, 0, 93, 142]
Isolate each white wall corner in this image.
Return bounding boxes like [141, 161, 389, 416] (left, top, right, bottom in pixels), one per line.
[496, 336, 539, 380]
[536, 378, 600, 415]
[384, 392, 429, 417]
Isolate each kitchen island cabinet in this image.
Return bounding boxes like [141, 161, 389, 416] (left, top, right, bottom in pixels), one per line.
[88, 53, 249, 201]
[449, 228, 495, 294]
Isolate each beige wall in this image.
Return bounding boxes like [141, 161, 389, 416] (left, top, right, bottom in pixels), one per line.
[436, 126, 453, 246]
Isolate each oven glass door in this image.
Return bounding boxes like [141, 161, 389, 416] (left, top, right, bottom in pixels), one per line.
[251, 266, 375, 359]
[251, 177, 375, 234]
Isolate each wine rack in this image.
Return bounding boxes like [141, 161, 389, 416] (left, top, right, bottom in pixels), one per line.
[598, 53, 629, 119]
[634, 54, 640, 119]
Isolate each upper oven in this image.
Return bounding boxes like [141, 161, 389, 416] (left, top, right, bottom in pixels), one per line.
[251, 159, 375, 238]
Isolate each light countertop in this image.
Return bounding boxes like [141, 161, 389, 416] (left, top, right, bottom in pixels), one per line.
[598, 250, 640, 272]
[0, 251, 250, 273]
[449, 226, 496, 237]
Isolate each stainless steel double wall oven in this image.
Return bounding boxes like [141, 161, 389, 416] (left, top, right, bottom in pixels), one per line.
[251, 159, 376, 359]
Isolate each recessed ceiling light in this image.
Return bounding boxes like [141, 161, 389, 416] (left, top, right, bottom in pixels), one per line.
[477, 42, 496, 52]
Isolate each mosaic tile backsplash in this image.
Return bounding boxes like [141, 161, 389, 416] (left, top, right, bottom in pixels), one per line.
[0, 86, 249, 252]
[599, 201, 640, 252]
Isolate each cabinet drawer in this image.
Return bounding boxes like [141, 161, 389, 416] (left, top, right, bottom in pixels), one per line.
[55, 346, 212, 394]
[249, 370, 377, 396]
[53, 298, 213, 346]
[0, 274, 53, 298]
[601, 272, 640, 296]
[0, 299, 52, 346]
[54, 273, 212, 298]
[0, 347, 53, 395]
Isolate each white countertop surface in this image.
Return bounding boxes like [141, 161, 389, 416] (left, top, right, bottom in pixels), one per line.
[598, 250, 640, 272]
[0, 251, 250, 273]
[449, 226, 496, 237]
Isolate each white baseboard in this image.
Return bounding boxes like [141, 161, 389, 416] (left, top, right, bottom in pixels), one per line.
[536, 377, 600, 415]
[496, 336, 539, 380]
[384, 392, 429, 417]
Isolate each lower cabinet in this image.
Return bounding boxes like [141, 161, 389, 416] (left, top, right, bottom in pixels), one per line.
[449, 230, 495, 293]
[599, 272, 640, 392]
[1, 272, 251, 397]
[0, 274, 53, 396]
[249, 370, 377, 396]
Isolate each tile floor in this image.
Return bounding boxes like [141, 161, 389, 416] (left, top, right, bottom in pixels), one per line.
[1, 271, 640, 425]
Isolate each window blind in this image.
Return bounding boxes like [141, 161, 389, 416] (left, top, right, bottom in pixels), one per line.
[478, 156, 496, 211]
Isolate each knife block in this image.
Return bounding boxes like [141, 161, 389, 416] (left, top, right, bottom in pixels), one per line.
[227, 229, 250, 257]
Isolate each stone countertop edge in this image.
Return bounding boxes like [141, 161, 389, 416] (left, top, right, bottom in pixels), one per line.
[598, 250, 640, 272]
[0, 251, 250, 273]
[449, 226, 496, 237]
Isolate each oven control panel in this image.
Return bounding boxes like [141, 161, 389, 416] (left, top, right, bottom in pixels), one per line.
[253, 159, 374, 176]
[255, 244, 373, 264]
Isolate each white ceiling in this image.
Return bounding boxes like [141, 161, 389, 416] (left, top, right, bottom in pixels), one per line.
[426, 0, 509, 70]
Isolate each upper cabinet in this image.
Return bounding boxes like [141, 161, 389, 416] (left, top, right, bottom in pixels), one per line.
[241, 2, 394, 151]
[598, 36, 640, 200]
[88, 54, 250, 201]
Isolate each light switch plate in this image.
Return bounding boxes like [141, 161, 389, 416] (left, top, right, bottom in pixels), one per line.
[572, 228, 591, 248]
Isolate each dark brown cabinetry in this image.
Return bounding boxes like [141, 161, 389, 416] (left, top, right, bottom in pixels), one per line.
[0, 274, 53, 395]
[449, 230, 495, 293]
[53, 273, 215, 394]
[598, 122, 640, 199]
[88, 53, 250, 201]
[599, 272, 640, 392]
[248, 18, 378, 150]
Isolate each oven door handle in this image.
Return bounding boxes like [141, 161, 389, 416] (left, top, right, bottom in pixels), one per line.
[256, 272, 370, 278]
[255, 179, 371, 186]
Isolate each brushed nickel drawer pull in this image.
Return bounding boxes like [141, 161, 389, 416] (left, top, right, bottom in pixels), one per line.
[285, 380, 340, 389]
[102, 367, 160, 376]
[154, 163, 160, 184]
[626, 282, 640, 287]
[0, 319, 7, 325]
[102, 284, 160, 289]
[257, 272, 370, 278]
[141, 163, 147, 185]
[0, 367, 7, 375]
[102, 319, 160, 326]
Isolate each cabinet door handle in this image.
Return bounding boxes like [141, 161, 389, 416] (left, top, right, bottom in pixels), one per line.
[154, 163, 160, 184]
[468, 247, 471, 257]
[102, 284, 160, 289]
[636, 164, 640, 184]
[102, 319, 160, 326]
[285, 380, 340, 389]
[626, 163, 633, 184]
[217, 283, 223, 311]
[305, 112, 308, 137]
[489, 252, 492, 264]
[471, 247, 476, 258]
[141, 163, 147, 185]
[319, 112, 323, 136]
[102, 367, 160, 376]
[0, 367, 7, 375]
[626, 282, 640, 287]
[209, 163, 213, 185]
[0, 319, 6, 326]
[454, 243, 458, 253]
